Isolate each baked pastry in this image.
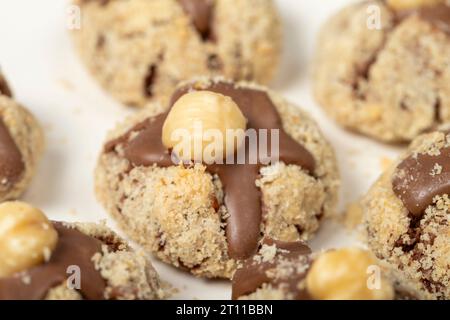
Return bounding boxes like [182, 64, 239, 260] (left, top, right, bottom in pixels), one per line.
[0, 201, 166, 300]
[363, 129, 450, 299]
[314, 0, 450, 142]
[0, 70, 44, 201]
[72, 0, 281, 108]
[95, 77, 339, 278]
[232, 241, 394, 300]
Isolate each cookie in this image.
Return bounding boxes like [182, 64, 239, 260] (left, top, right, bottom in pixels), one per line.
[0, 202, 167, 300]
[232, 242, 394, 300]
[0, 71, 44, 201]
[72, 0, 281, 108]
[314, 0, 450, 142]
[363, 130, 450, 299]
[95, 77, 339, 278]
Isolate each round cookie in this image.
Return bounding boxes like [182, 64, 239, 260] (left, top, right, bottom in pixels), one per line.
[0, 71, 44, 201]
[314, 0, 450, 142]
[232, 242, 394, 300]
[363, 130, 450, 299]
[0, 202, 167, 300]
[95, 78, 339, 278]
[72, 0, 281, 108]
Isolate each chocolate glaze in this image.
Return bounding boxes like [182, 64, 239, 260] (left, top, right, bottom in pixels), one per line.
[231, 239, 311, 300]
[0, 74, 12, 98]
[393, 146, 450, 216]
[105, 81, 316, 260]
[0, 223, 106, 300]
[178, 0, 214, 40]
[395, 2, 450, 35]
[0, 118, 25, 186]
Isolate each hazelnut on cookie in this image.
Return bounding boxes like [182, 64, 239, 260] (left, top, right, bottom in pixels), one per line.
[0, 202, 166, 300]
[72, 0, 281, 108]
[95, 78, 339, 278]
[314, 0, 450, 142]
[232, 243, 394, 300]
[363, 130, 450, 300]
[0, 70, 44, 201]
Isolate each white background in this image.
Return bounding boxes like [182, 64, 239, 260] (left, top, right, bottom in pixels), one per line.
[0, 0, 403, 299]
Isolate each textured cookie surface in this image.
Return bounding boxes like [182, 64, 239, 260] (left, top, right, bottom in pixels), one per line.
[95, 78, 339, 278]
[72, 0, 281, 108]
[363, 130, 450, 299]
[0, 221, 167, 300]
[314, 0, 450, 142]
[0, 72, 44, 201]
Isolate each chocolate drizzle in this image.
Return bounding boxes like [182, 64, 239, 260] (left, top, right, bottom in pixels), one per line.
[393, 146, 450, 217]
[178, 0, 215, 40]
[105, 81, 316, 260]
[0, 223, 106, 300]
[0, 118, 25, 186]
[395, 2, 450, 35]
[231, 239, 311, 300]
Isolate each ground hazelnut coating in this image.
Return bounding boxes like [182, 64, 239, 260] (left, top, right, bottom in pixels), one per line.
[162, 90, 247, 163]
[0, 70, 44, 201]
[363, 130, 450, 300]
[72, 0, 281, 108]
[96, 77, 339, 278]
[0, 203, 167, 300]
[0, 202, 58, 278]
[387, 0, 444, 11]
[306, 248, 394, 300]
[314, 0, 450, 142]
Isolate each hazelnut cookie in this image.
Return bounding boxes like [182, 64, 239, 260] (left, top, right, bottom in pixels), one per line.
[363, 129, 450, 299]
[72, 0, 281, 108]
[95, 77, 339, 278]
[0, 70, 44, 201]
[314, 0, 450, 142]
[0, 202, 166, 300]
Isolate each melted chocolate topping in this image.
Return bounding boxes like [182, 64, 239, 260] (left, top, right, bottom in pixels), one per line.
[178, 0, 214, 40]
[105, 81, 316, 260]
[0, 223, 106, 300]
[396, 2, 450, 34]
[0, 74, 12, 98]
[231, 239, 311, 300]
[0, 118, 25, 186]
[393, 146, 450, 216]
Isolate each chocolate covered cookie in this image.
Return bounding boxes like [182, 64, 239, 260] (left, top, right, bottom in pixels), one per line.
[232, 243, 394, 300]
[72, 0, 281, 108]
[0, 71, 44, 201]
[95, 78, 339, 278]
[314, 0, 450, 142]
[0, 202, 166, 300]
[363, 129, 450, 299]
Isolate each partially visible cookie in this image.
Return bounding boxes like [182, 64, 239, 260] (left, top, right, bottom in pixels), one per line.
[232, 242, 395, 300]
[95, 77, 339, 278]
[314, 0, 450, 142]
[72, 0, 281, 108]
[0, 201, 167, 300]
[0, 71, 44, 201]
[363, 130, 450, 299]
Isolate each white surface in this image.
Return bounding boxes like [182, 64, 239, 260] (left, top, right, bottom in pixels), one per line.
[0, 0, 403, 299]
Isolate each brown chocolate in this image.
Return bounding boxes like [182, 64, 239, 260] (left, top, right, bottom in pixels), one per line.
[395, 2, 450, 35]
[393, 147, 450, 216]
[231, 239, 311, 300]
[0, 223, 106, 300]
[105, 81, 316, 260]
[178, 0, 214, 40]
[0, 74, 12, 98]
[0, 118, 25, 186]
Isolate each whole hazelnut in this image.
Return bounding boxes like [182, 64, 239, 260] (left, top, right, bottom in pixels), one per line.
[306, 248, 394, 300]
[0, 201, 58, 277]
[162, 91, 247, 164]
